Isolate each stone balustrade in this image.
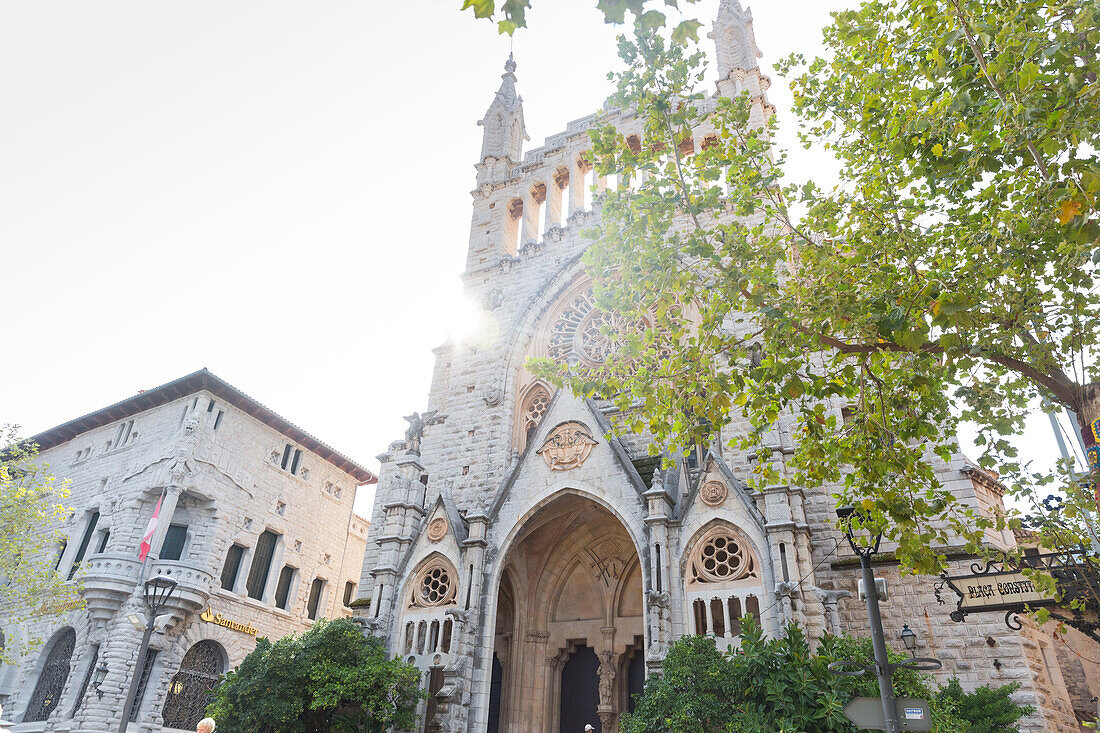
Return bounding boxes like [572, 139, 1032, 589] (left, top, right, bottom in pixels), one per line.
[148, 559, 215, 625]
[77, 551, 141, 622]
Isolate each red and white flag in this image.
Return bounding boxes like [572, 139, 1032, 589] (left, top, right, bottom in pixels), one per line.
[138, 493, 163, 562]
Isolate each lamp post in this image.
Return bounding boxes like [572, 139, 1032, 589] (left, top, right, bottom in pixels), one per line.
[117, 575, 178, 733]
[837, 506, 902, 733]
[829, 508, 941, 733]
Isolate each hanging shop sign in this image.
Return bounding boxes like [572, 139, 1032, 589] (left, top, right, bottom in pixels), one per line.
[200, 607, 259, 636]
[935, 548, 1097, 631]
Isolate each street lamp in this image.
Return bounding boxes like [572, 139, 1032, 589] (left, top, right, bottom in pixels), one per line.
[117, 575, 178, 733]
[900, 624, 918, 656]
[829, 508, 941, 733]
[92, 662, 109, 697]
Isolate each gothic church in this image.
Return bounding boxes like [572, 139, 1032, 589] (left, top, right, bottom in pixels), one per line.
[358, 2, 1081, 731]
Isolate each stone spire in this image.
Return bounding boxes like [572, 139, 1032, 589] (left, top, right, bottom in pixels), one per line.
[708, 0, 762, 78]
[477, 53, 528, 162]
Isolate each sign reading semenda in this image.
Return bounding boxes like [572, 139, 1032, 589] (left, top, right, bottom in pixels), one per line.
[200, 607, 259, 636]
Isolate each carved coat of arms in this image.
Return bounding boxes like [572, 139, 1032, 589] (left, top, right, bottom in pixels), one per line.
[535, 422, 598, 470]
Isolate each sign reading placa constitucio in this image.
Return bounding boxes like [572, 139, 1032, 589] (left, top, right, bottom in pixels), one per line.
[200, 607, 259, 636]
[956, 571, 1050, 611]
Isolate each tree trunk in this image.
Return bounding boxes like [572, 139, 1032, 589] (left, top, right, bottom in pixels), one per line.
[1076, 383, 1100, 506]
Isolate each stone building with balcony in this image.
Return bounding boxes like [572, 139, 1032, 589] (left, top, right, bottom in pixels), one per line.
[0, 368, 374, 733]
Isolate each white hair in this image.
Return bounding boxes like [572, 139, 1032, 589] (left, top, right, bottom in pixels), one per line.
[197, 718, 216, 733]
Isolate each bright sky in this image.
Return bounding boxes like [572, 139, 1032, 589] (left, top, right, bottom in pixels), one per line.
[0, 0, 1081, 518]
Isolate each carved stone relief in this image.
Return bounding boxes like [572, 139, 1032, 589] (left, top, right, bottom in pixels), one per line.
[700, 480, 728, 507]
[535, 422, 598, 470]
[426, 517, 448, 542]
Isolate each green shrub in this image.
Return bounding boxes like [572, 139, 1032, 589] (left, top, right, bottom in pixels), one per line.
[621, 619, 1031, 733]
[207, 618, 423, 732]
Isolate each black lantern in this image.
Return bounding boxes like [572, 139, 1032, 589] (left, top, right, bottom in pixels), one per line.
[900, 624, 917, 655]
[144, 574, 178, 615]
[92, 662, 109, 697]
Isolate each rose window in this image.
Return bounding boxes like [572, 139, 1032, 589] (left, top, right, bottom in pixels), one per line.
[544, 289, 645, 367]
[689, 530, 757, 584]
[411, 561, 457, 608]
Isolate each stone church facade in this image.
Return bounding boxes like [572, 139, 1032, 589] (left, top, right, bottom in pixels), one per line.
[359, 2, 1083, 731]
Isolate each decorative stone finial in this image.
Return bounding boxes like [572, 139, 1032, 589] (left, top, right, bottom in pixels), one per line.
[504, 52, 517, 75]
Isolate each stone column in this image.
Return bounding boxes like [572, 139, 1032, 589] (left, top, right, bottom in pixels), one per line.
[597, 638, 619, 733]
[544, 168, 565, 233]
[568, 157, 587, 216]
[522, 184, 543, 244]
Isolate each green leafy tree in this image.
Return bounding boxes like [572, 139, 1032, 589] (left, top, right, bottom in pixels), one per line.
[528, 0, 1100, 598]
[0, 425, 80, 663]
[207, 618, 423, 733]
[621, 620, 1026, 732]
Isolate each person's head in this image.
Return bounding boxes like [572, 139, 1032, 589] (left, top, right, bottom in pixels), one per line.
[197, 718, 216, 733]
[584, 726, 595, 732]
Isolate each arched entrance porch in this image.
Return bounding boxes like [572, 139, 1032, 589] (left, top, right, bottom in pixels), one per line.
[488, 493, 644, 733]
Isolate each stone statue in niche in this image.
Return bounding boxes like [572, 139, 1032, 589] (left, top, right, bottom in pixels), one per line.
[535, 422, 598, 470]
[403, 410, 445, 455]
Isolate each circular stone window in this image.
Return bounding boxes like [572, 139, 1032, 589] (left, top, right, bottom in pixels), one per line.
[413, 562, 456, 608]
[690, 530, 757, 584]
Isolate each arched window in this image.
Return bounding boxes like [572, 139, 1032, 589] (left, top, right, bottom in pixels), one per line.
[516, 383, 552, 451]
[162, 640, 226, 730]
[25, 627, 76, 722]
[685, 526, 764, 640]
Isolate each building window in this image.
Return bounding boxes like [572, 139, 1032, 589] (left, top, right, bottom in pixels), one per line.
[25, 627, 76, 722]
[687, 528, 758, 584]
[128, 648, 160, 722]
[220, 544, 246, 591]
[517, 383, 552, 451]
[274, 565, 297, 610]
[343, 581, 356, 607]
[114, 420, 135, 448]
[246, 530, 279, 600]
[71, 643, 100, 715]
[692, 599, 708, 635]
[160, 524, 188, 561]
[441, 619, 453, 653]
[95, 529, 110, 554]
[53, 541, 67, 571]
[68, 511, 100, 580]
[306, 578, 325, 620]
[408, 558, 458, 609]
[280, 443, 303, 476]
[162, 641, 226, 730]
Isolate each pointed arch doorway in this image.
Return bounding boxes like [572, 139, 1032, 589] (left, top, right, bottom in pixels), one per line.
[489, 494, 645, 733]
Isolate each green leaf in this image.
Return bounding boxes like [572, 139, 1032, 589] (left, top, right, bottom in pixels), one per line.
[639, 9, 666, 29]
[460, 0, 495, 19]
[671, 19, 703, 44]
